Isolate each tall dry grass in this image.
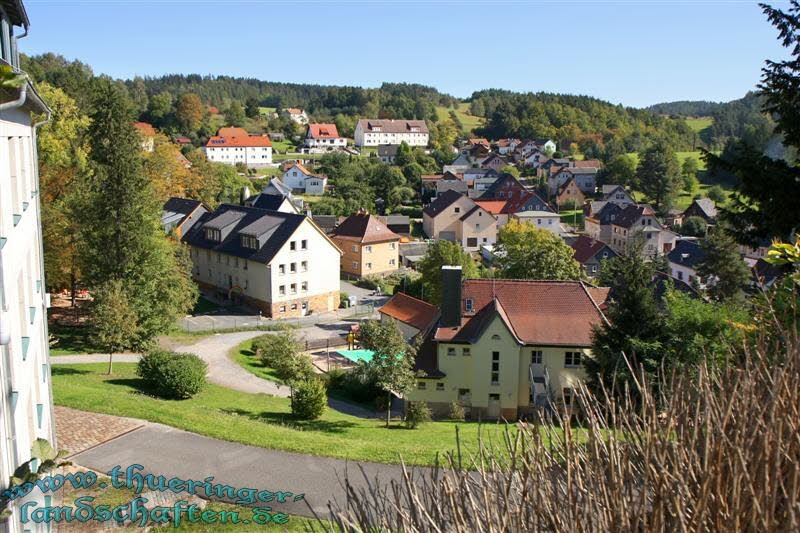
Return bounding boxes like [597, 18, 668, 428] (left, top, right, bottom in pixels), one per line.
[324, 318, 800, 531]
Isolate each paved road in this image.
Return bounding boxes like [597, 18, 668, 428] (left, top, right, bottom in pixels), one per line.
[73, 422, 424, 519]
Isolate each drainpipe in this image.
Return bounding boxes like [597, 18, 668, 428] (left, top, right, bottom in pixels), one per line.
[0, 83, 27, 112]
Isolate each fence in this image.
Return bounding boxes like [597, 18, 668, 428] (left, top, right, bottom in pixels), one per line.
[177, 303, 376, 333]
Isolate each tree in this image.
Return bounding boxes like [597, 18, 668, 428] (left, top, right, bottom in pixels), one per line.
[696, 231, 751, 302]
[586, 238, 665, 398]
[499, 165, 520, 179]
[147, 91, 173, 122]
[359, 319, 415, 428]
[417, 240, 481, 304]
[681, 157, 700, 195]
[175, 92, 204, 132]
[601, 154, 638, 188]
[705, 1, 800, 246]
[245, 97, 261, 119]
[680, 216, 708, 237]
[79, 79, 197, 348]
[143, 136, 202, 201]
[224, 101, 246, 127]
[493, 220, 582, 280]
[637, 143, 680, 214]
[90, 280, 139, 375]
[706, 185, 726, 204]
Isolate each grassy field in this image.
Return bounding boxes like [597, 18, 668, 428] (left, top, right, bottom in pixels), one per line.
[435, 102, 484, 133]
[230, 338, 285, 385]
[51, 363, 547, 467]
[685, 116, 713, 133]
[270, 140, 296, 153]
[625, 150, 708, 170]
[49, 324, 100, 356]
[258, 106, 277, 116]
[273, 153, 324, 162]
[559, 210, 585, 230]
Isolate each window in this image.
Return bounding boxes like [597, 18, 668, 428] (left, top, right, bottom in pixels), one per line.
[290, 241, 297, 251]
[366, 262, 372, 270]
[290, 263, 297, 273]
[279, 285, 286, 296]
[291, 304, 298, 310]
[279, 306, 286, 313]
[241, 235, 258, 249]
[390, 242, 396, 249]
[491, 334, 501, 340]
[565, 351, 582, 368]
[290, 283, 297, 294]
[562, 388, 574, 407]
[352, 261, 359, 269]
[417, 382, 426, 390]
[436, 382, 444, 391]
[454, 207, 461, 214]
[447, 347, 456, 356]
[365, 245, 372, 253]
[205, 228, 221, 242]
[279, 264, 286, 275]
[458, 389, 471, 402]
[531, 350, 543, 365]
[352, 245, 358, 252]
[301, 281, 308, 292]
[462, 347, 471, 356]
[465, 299, 473, 312]
[491, 351, 500, 385]
[301, 239, 307, 250]
[301, 261, 308, 272]
[217, 253, 221, 263]
[389, 259, 395, 266]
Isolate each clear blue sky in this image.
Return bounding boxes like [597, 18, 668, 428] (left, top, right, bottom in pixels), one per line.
[22, 0, 790, 107]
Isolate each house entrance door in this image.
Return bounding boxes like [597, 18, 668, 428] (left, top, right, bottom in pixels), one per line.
[487, 394, 501, 418]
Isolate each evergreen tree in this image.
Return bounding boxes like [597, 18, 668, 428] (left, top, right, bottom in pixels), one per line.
[80, 79, 197, 348]
[586, 238, 665, 398]
[696, 230, 751, 302]
[225, 101, 246, 127]
[245, 97, 261, 118]
[637, 143, 680, 214]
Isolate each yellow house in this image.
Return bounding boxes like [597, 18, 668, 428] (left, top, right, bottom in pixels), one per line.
[332, 211, 401, 279]
[409, 267, 610, 419]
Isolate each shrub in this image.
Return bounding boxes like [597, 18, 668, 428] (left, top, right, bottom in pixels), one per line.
[327, 366, 383, 404]
[448, 402, 465, 421]
[681, 216, 708, 237]
[273, 351, 315, 383]
[291, 378, 327, 420]
[707, 185, 727, 204]
[137, 350, 207, 399]
[255, 331, 301, 368]
[405, 401, 432, 429]
[339, 292, 350, 308]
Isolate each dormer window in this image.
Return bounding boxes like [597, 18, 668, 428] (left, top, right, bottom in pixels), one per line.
[205, 228, 221, 242]
[241, 234, 258, 249]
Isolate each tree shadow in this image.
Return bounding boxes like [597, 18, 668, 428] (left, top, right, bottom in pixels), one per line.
[50, 367, 92, 376]
[218, 408, 357, 433]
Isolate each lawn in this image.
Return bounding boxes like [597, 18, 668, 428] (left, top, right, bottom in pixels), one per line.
[230, 338, 286, 385]
[685, 116, 713, 133]
[192, 296, 221, 315]
[559, 210, 585, 230]
[435, 102, 484, 133]
[273, 153, 324, 162]
[49, 324, 100, 356]
[51, 363, 536, 467]
[258, 106, 277, 116]
[270, 140, 296, 153]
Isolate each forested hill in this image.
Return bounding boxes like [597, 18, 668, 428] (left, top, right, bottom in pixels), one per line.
[467, 89, 696, 159]
[646, 100, 726, 117]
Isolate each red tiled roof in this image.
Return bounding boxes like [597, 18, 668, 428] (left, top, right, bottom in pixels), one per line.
[206, 127, 272, 148]
[332, 211, 400, 244]
[435, 280, 609, 347]
[208, 106, 219, 114]
[379, 293, 440, 332]
[570, 236, 610, 264]
[473, 200, 507, 215]
[286, 108, 303, 114]
[308, 123, 340, 139]
[133, 122, 156, 136]
[573, 159, 603, 169]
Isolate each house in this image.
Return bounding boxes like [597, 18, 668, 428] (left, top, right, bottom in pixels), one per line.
[478, 174, 528, 201]
[245, 178, 303, 214]
[408, 267, 610, 419]
[586, 185, 636, 219]
[281, 162, 327, 195]
[556, 177, 586, 208]
[519, 149, 549, 168]
[609, 204, 678, 257]
[311, 214, 339, 235]
[399, 241, 430, 268]
[475, 192, 555, 229]
[377, 144, 400, 164]
[572, 159, 603, 169]
[436, 173, 469, 195]
[162, 197, 209, 237]
[182, 204, 341, 317]
[512, 211, 564, 235]
[494, 138, 521, 155]
[332, 211, 401, 279]
[481, 153, 508, 172]
[133, 121, 156, 152]
[204, 127, 273, 167]
[683, 198, 718, 224]
[304, 123, 346, 152]
[283, 108, 309, 125]
[569, 236, 617, 278]
[354, 119, 429, 147]
[541, 158, 571, 172]
[548, 167, 598, 195]
[585, 202, 624, 243]
[667, 239, 706, 287]
[175, 136, 192, 146]
[467, 138, 491, 149]
[0, 3, 59, 524]
[423, 190, 498, 251]
[463, 168, 499, 189]
[377, 215, 411, 237]
[379, 292, 440, 341]
[533, 139, 558, 154]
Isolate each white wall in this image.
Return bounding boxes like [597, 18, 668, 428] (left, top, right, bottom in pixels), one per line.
[204, 145, 273, 167]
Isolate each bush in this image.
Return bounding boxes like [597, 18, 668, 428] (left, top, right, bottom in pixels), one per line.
[448, 402, 465, 421]
[291, 378, 327, 420]
[339, 292, 350, 308]
[395, 206, 422, 218]
[405, 401, 432, 429]
[707, 185, 727, 204]
[327, 366, 383, 404]
[254, 331, 300, 368]
[273, 351, 315, 383]
[681, 216, 708, 237]
[137, 350, 208, 399]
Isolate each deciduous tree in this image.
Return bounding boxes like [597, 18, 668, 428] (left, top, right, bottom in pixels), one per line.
[175, 92, 204, 132]
[418, 240, 481, 304]
[696, 230, 751, 302]
[90, 279, 138, 375]
[493, 220, 582, 281]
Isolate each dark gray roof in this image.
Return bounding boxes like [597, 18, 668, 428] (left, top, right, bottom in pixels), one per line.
[182, 204, 307, 265]
[593, 202, 623, 224]
[163, 197, 202, 216]
[613, 204, 656, 229]
[423, 189, 464, 217]
[1, 0, 29, 26]
[686, 198, 718, 219]
[312, 214, 338, 232]
[667, 239, 707, 269]
[250, 193, 287, 211]
[377, 144, 400, 157]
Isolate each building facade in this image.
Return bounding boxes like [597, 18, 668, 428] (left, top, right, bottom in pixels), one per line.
[304, 124, 346, 152]
[354, 119, 429, 147]
[423, 191, 498, 252]
[331, 212, 401, 279]
[204, 127, 273, 167]
[0, 1, 58, 531]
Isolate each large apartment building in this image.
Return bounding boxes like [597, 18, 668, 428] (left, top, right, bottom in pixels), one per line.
[182, 204, 341, 317]
[204, 127, 273, 167]
[354, 119, 429, 147]
[0, 1, 58, 531]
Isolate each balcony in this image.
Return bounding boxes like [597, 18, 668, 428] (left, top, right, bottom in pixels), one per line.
[529, 365, 552, 407]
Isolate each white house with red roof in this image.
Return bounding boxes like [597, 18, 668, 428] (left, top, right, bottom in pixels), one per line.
[304, 123, 346, 152]
[204, 127, 273, 167]
[281, 162, 328, 195]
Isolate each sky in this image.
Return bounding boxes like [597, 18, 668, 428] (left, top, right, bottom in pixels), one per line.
[21, 0, 792, 108]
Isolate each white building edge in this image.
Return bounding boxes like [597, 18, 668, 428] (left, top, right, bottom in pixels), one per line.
[0, 0, 58, 531]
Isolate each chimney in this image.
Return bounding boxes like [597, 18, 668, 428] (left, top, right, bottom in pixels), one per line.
[440, 265, 462, 328]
